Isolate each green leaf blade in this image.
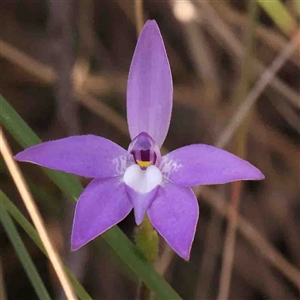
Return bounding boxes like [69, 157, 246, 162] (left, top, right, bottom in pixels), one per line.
[0, 204, 51, 300]
[256, 0, 298, 36]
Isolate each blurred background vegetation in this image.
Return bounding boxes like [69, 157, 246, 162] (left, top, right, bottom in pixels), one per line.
[1, 0, 299, 299]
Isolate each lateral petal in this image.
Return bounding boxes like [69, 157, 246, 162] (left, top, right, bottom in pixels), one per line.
[148, 182, 199, 260]
[127, 20, 173, 147]
[160, 144, 265, 187]
[15, 135, 130, 178]
[71, 177, 132, 250]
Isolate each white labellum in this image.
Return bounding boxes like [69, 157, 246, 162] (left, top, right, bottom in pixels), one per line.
[123, 164, 162, 194]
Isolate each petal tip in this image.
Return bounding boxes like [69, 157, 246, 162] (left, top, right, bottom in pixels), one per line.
[70, 239, 81, 251]
[249, 165, 265, 181]
[71, 234, 88, 251]
[168, 245, 191, 261]
[135, 217, 143, 226]
[14, 151, 24, 161]
[133, 208, 144, 225]
[181, 251, 191, 261]
[257, 171, 265, 180]
[14, 154, 20, 161]
[143, 20, 160, 33]
[71, 227, 87, 251]
[145, 19, 158, 26]
[140, 20, 161, 38]
[14, 145, 41, 162]
[14, 150, 34, 163]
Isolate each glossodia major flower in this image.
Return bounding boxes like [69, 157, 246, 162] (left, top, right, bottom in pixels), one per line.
[15, 20, 264, 260]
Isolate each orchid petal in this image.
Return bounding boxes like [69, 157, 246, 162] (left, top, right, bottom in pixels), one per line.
[71, 177, 132, 250]
[160, 144, 265, 187]
[15, 135, 129, 178]
[125, 184, 159, 225]
[127, 20, 173, 146]
[148, 182, 199, 260]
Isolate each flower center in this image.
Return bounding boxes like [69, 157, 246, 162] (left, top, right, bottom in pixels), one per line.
[128, 132, 161, 169]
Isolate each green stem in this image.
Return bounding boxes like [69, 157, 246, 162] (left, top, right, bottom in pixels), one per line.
[135, 216, 158, 264]
[134, 216, 158, 299]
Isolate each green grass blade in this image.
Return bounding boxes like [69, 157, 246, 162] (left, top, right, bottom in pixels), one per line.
[257, 0, 298, 36]
[0, 204, 51, 300]
[1, 190, 93, 300]
[0, 96, 82, 200]
[0, 95, 182, 299]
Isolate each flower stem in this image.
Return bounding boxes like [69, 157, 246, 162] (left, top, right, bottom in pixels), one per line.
[134, 215, 158, 300]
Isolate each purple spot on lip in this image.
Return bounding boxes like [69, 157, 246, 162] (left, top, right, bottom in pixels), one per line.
[141, 149, 150, 161]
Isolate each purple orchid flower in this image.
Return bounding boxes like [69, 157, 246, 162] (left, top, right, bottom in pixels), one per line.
[15, 20, 264, 260]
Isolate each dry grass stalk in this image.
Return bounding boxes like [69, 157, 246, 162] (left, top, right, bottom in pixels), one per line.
[134, 0, 144, 35]
[0, 129, 77, 300]
[196, 1, 300, 109]
[199, 186, 300, 290]
[216, 30, 300, 149]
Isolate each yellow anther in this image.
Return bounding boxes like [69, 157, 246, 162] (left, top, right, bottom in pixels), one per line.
[136, 160, 152, 168]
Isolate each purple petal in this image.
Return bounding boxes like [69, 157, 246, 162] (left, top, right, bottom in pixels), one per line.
[15, 135, 129, 178]
[71, 177, 132, 250]
[127, 20, 173, 147]
[160, 144, 265, 187]
[125, 184, 159, 225]
[148, 182, 199, 260]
